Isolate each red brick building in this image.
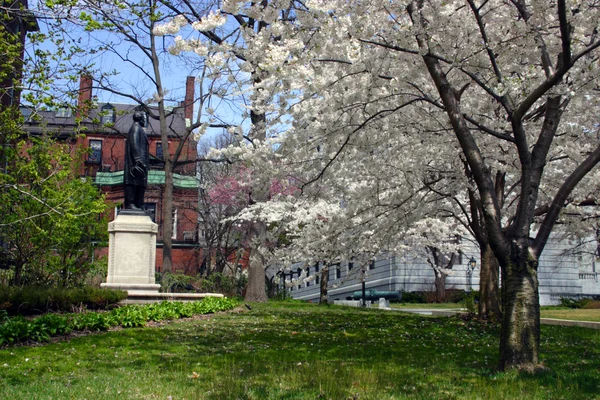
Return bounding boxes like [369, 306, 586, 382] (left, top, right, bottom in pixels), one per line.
[21, 76, 203, 273]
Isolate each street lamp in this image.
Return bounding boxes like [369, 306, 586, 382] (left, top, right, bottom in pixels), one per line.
[467, 257, 477, 291]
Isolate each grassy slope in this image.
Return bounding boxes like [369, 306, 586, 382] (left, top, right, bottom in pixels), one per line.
[0, 301, 598, 399]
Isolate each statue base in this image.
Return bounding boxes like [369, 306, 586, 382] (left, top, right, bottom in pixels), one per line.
[101, 210, 161, 293]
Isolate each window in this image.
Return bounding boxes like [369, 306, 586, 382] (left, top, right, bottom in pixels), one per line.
[156, 142, 163, 161]
[335, 265, 341, 279]
[87, 139, 102, 164]
[21, 107, 32, 122]
[315, 263, 320, 285]
[101, 103, 116, 125]
[348, 259, 354, 271]
[369, 259, 375, 271]
[56, 107, 72, 118]
[172, 208, 178, 240]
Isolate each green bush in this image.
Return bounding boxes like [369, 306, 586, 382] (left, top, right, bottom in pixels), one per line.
[400, 291, 426, 303]
[0, 317, 32, 345]
[0, 286, 127, 316]
[462, 291, 478, 315]
[71, 312, 117, 331]
[158, 272, 200, 293]
[111, 305, 147, 328]
[559, 296, 600, 309]
[201, 272, 246, 297]
[0, 297, 239, 346]
[32, 313, 71, 337]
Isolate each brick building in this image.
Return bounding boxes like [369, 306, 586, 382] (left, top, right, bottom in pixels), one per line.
[0, 0, 39, 109]
[21, 76, 203, 273]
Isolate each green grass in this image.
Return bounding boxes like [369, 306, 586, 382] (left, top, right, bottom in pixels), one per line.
[0, 301, 599, 399]
[541, 308, 600, 322]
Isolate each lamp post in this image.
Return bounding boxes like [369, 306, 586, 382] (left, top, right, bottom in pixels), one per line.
[467, 257, 477, 291]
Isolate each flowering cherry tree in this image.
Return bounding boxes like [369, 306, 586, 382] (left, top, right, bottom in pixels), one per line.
[150, 0, 599, 369]
[223, 0, 600, 370]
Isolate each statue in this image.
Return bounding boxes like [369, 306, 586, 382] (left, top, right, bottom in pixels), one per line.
[124, 111, 149, 210]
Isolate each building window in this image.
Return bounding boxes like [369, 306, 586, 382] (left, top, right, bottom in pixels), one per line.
[172, 208, 178, 240]
[348, 259, 354, 271]
[101, 103, 116, 125]
[87, 139, 102, 164]
[369, 259, 375, 271]
[56, 106, 72, 118]
[156, 142, 163, 161]
[335, 264, 341, 279]
[315, 263, 320, 285]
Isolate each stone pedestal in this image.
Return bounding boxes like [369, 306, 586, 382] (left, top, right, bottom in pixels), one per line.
[101, 210, 161, 293]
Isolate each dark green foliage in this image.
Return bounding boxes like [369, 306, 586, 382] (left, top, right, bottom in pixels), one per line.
[0, 286, 127, 316]
[401, 290, 479, 304]
[399, 291, 426, 303]
[0, 317, 32, 345]
[157, 272, 199, 293]
[111, 305, 147, 328]
[70, 312, 117, 332]
[158, 272, 248, 297]
[0, 297, 238, 345]
[31, 313, 71, 337]
[201, 272, 247, 297]
[559, 296, 600, 309]
[462, 291, 478, 314]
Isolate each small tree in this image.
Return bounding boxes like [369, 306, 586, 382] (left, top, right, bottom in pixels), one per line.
[0, 132, 107, 286]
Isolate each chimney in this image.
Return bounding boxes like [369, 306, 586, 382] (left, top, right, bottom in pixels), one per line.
[184, 76, 194, 127]
[77, 74, 93, 118]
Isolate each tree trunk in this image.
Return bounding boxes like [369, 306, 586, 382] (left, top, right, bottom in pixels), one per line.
[434, 272, 446, 303]
[161, 162, 174, 274]
[498, 254, 540, 370]
[319, 265, 329, 305]
[244, 248, 268, 302]
[479, 244, 501, 321]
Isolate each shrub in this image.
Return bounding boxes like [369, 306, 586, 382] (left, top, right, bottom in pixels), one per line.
[0, 317, 32, 345]
[0, 297, 239, 346]
[32, 313, 71, 337]
[201, 272, 246, 297]
[462, 291, 478, 315]
[158, 272, 200, 293]
[560, 296, 600, 309]
[71, 312, 117, 331]
[0, 286, 127, 316]
[400, 291, 426, 303]
[582, 300, 600, 309]
[111, 305, 147, 328]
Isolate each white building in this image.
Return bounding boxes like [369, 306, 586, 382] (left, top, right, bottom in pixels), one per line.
[277, 235, 599, 306]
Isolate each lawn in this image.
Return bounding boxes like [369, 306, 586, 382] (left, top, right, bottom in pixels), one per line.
[541, 308, 600, 322]
[390, 303, 600, 322]
[0, 301, 599, 399]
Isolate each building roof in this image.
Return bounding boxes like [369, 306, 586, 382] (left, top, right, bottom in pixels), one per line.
[20, 102, 188, 138]
[96, 170, 199, 189]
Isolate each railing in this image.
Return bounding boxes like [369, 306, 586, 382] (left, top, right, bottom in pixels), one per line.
[579, 273, 599, 281]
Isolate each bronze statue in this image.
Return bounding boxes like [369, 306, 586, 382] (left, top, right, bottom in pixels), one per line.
[124, 111, 149, 209]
